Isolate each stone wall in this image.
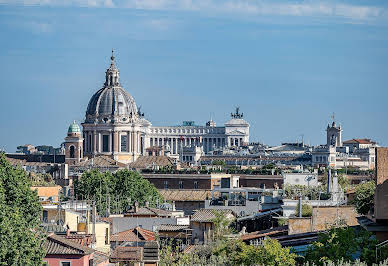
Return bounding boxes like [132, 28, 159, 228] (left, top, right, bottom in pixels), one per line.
[288, 217, 312, 235]
[288, 206, 359, 235]
[375, 147, 388, 220]
[312, 206, 359, 231]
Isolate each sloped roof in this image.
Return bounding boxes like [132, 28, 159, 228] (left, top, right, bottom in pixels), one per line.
[76, 155, 126, 168]
[343, 138, 376, 145]
[240, 226, 288, 241]
[93, 251, 110, 265]
[158, 224, 190, 231]
[125, 206, 172, 217]
[191, 209, 235, 222]
[159, 189, 218, 201]
[45, 234, 94, 255]
[111, 227, 155, 242]
[128, 156, 174, 169]
[65, 234, 94, 247]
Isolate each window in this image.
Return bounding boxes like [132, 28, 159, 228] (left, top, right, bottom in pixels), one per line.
[179, 181, 183, 189]
[164, 181, 168, 189]
[105, 228, 109, 245]
[61, 262, 71, 266]
[69, 146, 75, 158]
[194, 181, 199, 189]
[88, 135, 92, 152]
[102, 135, 109, 152]
[42, 210, 48, 222]
[120, 135, 128, 152]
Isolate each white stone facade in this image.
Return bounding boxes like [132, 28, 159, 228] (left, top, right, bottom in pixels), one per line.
[81, 53, 250, 164]
[312, 120, 376, 170]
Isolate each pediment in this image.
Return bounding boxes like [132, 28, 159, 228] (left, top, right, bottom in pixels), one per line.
[227, 130, 245, 136]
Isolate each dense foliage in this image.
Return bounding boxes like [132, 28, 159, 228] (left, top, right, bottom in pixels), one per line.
[0, 153, 45, 265]
[353, 181, 376, 215]
[74, 169, 163, 215]
[160, 210, 296, 266]
[304, 225, 378, 265]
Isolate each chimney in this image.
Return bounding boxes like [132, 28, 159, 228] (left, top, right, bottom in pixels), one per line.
[134, 201, 139, 213]
[66, 225, 70, 237]
[145, 201, 149, 208]
[172, 201, 176, 211]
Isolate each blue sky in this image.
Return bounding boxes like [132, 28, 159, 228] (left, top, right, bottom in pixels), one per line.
[0, 0, 387, 151]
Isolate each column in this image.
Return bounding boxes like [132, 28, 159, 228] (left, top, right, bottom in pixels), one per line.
[93, 131, 97, 154]
[127, 131, 130, 153]
[134, 131, 138, 153]
[110, 131, 113, 152]
[113, 131, 119, 153]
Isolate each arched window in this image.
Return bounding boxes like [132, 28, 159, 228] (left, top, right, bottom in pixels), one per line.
[70, 146, 75, 158]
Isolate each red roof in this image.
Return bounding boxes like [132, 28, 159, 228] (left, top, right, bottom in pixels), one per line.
[111, 227, 155, 242]
[65, 234, 94, 247]
[343, 138, 376, 145]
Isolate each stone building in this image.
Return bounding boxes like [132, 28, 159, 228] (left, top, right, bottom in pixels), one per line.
[311, 118, 377, 170]
[67, 52, 250, 164]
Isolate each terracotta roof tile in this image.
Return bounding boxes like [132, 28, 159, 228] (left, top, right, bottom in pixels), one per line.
[158, 224, 190, 231]
[159, 189, 218, 201]
[76, 155, 126, 168]
[191, 209, 235, 222]
[128, 156, 174, 169]
[111, 227, 155, 242]
[44, 234, 94, 255]
[343, 138, 376, 145]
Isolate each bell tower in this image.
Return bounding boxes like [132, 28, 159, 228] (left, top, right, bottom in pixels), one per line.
[65, 121, 83, 165]
[326, 113, 342, 147]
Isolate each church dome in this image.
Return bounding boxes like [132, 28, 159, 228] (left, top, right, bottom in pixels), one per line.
[85, 51, 139, 124]
[86, 87, 138, 118]
[68, 121, 81, 133]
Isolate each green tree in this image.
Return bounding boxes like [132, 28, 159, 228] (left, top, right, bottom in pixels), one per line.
[74, 169, 163, 216]
[213, 238, 297, 266]
[0, 153, 45, 265]
[354, 181, 376, 215]
[304, 225, 378, 265]
[258, 238, 297, 266]
[338, 174, 350, 190]
[212, 210, 234, 240]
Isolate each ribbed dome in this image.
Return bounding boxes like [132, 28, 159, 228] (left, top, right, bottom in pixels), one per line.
[86, 87, 138, 117]
[85, 51, 140, 124]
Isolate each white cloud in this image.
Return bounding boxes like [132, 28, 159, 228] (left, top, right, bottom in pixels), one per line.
[0, 0, 386, 23]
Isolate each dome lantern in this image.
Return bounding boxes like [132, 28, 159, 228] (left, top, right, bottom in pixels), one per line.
[85, 51, 139, 124]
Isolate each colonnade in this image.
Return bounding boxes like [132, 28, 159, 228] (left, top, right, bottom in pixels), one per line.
[148, 136, 237, 154]
[83, 130, 142, 155]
